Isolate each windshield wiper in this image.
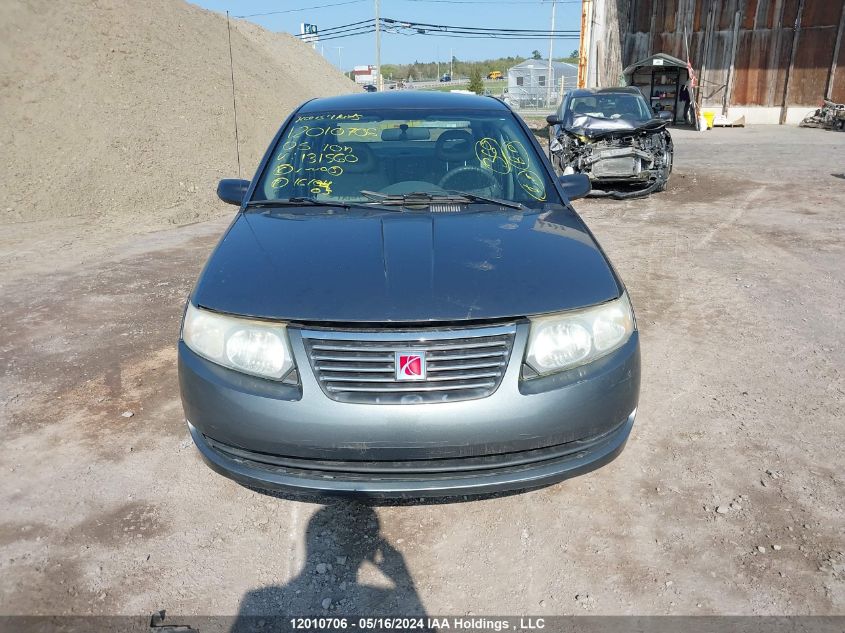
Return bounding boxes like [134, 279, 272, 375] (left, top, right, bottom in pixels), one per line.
[444, 190, 525, 210]
[244, 197, 405, 213]
[359, 190, 524, 210]
[244, 197, 351, 209]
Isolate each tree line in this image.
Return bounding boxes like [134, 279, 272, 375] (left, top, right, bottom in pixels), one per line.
[378, 50, 579, 82]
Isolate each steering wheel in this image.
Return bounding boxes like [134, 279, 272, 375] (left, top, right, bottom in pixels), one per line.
[438, 166, 502, 197]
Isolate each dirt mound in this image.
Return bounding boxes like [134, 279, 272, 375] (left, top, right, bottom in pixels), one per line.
[0, 0, 355, 229]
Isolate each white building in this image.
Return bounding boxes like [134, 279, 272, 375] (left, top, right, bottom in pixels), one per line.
[506, 59, 578, 108]
[352, 65, 378, 85]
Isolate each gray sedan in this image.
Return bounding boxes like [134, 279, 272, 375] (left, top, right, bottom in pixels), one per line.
[179, 91, 640, 498]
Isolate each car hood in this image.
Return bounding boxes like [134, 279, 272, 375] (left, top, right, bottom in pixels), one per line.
[192, 208, 621, 323]
[565, 114, 666, 140]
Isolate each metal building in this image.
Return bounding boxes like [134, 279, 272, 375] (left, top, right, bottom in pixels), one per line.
[580, 0, 845, 124]
[505, 59, 579, 109]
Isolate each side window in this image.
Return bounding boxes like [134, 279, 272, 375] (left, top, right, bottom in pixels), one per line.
[516, 76, 524, 87]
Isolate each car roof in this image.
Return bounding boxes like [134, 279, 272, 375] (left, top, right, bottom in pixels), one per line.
[298, 91, 510, 113]
[566, 87, 644, 98]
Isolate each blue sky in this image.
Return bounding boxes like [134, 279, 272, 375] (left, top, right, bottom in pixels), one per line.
[189, 0, 582, 70]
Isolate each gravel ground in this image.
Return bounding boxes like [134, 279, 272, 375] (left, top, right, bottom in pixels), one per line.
[1, 125, 843, 619]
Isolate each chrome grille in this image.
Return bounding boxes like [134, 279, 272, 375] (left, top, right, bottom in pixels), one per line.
[301, 324, 516, 404]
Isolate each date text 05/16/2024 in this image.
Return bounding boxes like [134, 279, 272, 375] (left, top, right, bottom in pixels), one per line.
[289, 617, 547, 631]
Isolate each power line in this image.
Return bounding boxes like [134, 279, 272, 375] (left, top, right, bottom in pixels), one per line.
[306, 18, 375, 36]
[382, 17, 579, 34]
[398, 0, 581, 3]
[294, 17, 579, 42]
[234, 0, 367, 18]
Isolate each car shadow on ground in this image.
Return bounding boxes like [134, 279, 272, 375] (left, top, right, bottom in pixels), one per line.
[229, 502, 434, 631]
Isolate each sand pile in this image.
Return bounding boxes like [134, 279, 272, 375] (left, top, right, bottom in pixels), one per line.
[0, 0, 355, 229]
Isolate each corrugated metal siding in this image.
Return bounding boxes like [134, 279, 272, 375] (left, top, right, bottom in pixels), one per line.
[615, 0, 845, 106]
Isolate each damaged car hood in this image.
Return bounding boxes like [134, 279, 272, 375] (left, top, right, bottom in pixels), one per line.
[565, 115, 667, 139]
[191, 208, 622, 323]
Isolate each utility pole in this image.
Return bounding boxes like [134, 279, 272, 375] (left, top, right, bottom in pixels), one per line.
[335, 46, 344, 71]
[578, 0, 592, 88]
[547, 0, 557, 106]
[374, 0, 382, 90]
[450, 47, 453, 79]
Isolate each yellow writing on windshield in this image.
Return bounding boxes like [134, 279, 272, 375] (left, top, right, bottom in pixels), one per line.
[273, 176, 333, 195]
[516, 170, 546, 201]
[503, 141, 529, 169]
[308, 179, 333, 195]
[475, 138, 511, 174]
[294, 113, 364, 122]
[476, 138, 546, 201]
[291, 125, 378, 139]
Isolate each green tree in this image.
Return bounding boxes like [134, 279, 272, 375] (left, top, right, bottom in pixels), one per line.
[468, 66, 484, 94]
[569, 48, 579, 58]
[531, 50, 542, 60]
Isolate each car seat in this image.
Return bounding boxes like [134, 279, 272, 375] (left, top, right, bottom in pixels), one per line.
[328, 142, 388, 198]
[434, 130, 476, 172]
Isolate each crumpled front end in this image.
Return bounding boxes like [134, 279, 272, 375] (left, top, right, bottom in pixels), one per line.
[550, 116, 673, 199]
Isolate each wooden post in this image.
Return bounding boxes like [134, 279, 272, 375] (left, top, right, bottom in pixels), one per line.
[826, 1, 845, 100]
[723, 9, 741, 116]
[699, 3, 715, 108]
[780, 0, 805, 124]
[649, 0, 658, 57]
[767, 0, 787, 107]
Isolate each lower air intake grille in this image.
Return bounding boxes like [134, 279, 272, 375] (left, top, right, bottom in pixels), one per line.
[301, 324, 516, 404]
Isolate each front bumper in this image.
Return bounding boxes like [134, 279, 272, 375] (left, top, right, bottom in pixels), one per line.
[188, 410, 635, 498]
[179, 324, 640, 498]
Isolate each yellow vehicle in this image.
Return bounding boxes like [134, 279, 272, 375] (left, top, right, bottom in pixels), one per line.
[487, 70, 503, 80]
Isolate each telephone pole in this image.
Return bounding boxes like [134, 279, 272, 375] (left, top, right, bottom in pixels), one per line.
[374, 0, 382, 90]
[546, 0, 557, 106]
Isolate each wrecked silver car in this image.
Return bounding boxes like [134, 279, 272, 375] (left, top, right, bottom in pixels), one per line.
[548, 88, 673, 199]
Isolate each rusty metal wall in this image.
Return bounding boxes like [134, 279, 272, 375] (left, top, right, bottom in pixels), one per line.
[610, 0, 845, 107]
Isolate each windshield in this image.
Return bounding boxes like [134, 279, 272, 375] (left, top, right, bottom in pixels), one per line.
[253, 109, 560, 209]
[564, 93, 652, 122]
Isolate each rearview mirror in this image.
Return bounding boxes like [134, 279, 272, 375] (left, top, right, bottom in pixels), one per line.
[546, 114, 561, 126]
[559, 173, 591, 201]
[217, 178, 250, 206]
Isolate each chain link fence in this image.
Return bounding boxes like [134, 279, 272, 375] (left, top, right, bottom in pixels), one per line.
[503, 60, 578, 115]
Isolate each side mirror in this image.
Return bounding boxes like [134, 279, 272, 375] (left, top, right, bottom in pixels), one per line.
[217, 178, 250, 206]
[546, 114, 561, 126]
[559, 173, 591, 201]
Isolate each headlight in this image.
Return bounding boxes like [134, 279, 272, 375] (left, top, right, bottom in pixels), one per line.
[525, 294, 635, 375]
[181, 303, 295, 380]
